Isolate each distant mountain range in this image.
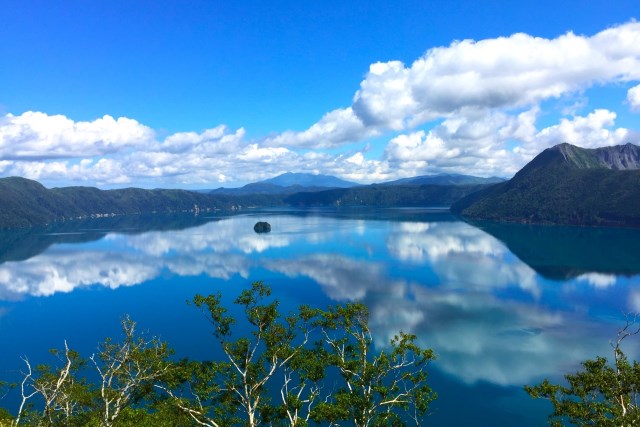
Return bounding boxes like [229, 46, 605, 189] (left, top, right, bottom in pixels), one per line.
[263, 172, 357, 188]
[6, 142, 640, 230]
[0, 172, 502, 229]
[452, 142, 640, 227]
[284, 184, 493, 207]
[377, 174, 504, 187]
[210, 173, 359, 196]
[210, 172, 504, 196]
[0, 177, 248, 229]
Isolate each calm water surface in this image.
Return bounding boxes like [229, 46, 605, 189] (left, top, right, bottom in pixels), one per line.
[1, 208, 640, 426]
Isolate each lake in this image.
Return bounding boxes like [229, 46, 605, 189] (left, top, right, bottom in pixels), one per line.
[1, 208, 640, 426]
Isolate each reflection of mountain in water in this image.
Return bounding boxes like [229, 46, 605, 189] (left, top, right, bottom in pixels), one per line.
[470, 221, 640, 280]
[0, 213, 224, 265]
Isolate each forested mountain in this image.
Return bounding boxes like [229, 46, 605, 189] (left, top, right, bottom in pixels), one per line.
[0, 177, 282, 229]
[0, 171, 501, 229]
[378, 173, 504, 186]
[211, 172, 359, 195]
[452, 143, 640, 227]
[211, 172, 503, 196]
[284, 184, 491, 207]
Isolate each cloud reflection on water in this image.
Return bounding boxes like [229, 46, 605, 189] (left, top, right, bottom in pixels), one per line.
[0, 251, 159, 299]
[268, 250, 616, 386]
[0, 213, 637, 388]
[388, 221, 540, 297]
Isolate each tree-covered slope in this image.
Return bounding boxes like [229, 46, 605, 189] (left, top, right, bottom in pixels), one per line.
[379, 173, 504, 186]
[0, 177, 76, 228]
[285, 183, 491, 207]
[451, 143, 640, 227]
[0, 177, 279, 229]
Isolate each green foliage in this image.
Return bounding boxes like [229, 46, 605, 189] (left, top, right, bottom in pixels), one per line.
[312, 303, 437, 427]
[90, 316, 173, 427]
[526, 320, 640, 426]
[174, 281, 321, 427]
[7, 317, 173, 427]
[0, 406, 13, 423]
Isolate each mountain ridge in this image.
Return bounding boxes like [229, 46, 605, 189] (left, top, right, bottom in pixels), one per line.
[0, 177, 256, 229]
[452, 142, 640, 227]
[262, 172, 358, 188]
[552, 142, 640, 170]
[210, 172, 360, 196]
[378, 173, 504, 186]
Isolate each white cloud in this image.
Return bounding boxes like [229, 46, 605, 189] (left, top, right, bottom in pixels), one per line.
[628, 84, 640, 111]
[265, 107, 374, 149]
[514, 109, 636, 160]
[272, 22, 640, 150]
[352, 61, 417, 130]
[384, 130, 460, 163]
[0, 112, 154, 160]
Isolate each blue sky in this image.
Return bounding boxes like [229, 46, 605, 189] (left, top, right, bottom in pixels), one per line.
[1, 0, 639, 188]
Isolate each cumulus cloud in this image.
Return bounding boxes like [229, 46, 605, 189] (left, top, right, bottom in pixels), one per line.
[265, 107, 374, 149]
[272, 22, 640, 150]
[628, 84, 640, 111]
[0, 112, 154, 160]
[531, 109, 631, 148]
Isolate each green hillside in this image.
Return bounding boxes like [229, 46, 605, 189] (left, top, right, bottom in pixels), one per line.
[285, 183, 490, 207]
[452, 143, 640, 227]
[0, 177, 281, 229]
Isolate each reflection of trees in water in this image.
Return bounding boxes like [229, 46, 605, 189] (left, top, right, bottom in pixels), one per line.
[0, 213, 224, 265]
[470, 220, 640, 280]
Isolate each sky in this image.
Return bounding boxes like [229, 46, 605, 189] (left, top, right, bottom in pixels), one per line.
[1, 0, 639, 189]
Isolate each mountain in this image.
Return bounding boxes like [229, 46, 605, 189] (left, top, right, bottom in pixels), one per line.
[0, 174, 496, 229]
[212, 172, 501, 199]
[451, 143, 640, 227]
[282, 173, 501, 207]
[379, 173, 504, 186]
[263, 172, 358, 188]
[0, 177, 280, 229]
[284, 183, 492, 207]
[211, 172, 359, 196]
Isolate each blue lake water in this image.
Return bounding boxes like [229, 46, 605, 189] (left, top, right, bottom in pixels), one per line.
[1, 208, 640, 426]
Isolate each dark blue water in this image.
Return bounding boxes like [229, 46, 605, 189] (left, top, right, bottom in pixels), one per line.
[1, 208, 640, 426]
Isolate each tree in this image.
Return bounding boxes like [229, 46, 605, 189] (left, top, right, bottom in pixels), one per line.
[11, 341, 90, 427]
[312, 303, 437, 427]
[526, 317, 640, 426]
[159, 281, 319, 427]
[8, 316, 172, 427]
[89, 315, 173, 427]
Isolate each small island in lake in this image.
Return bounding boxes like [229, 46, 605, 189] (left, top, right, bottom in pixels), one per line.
[254, 221, 271, 233]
